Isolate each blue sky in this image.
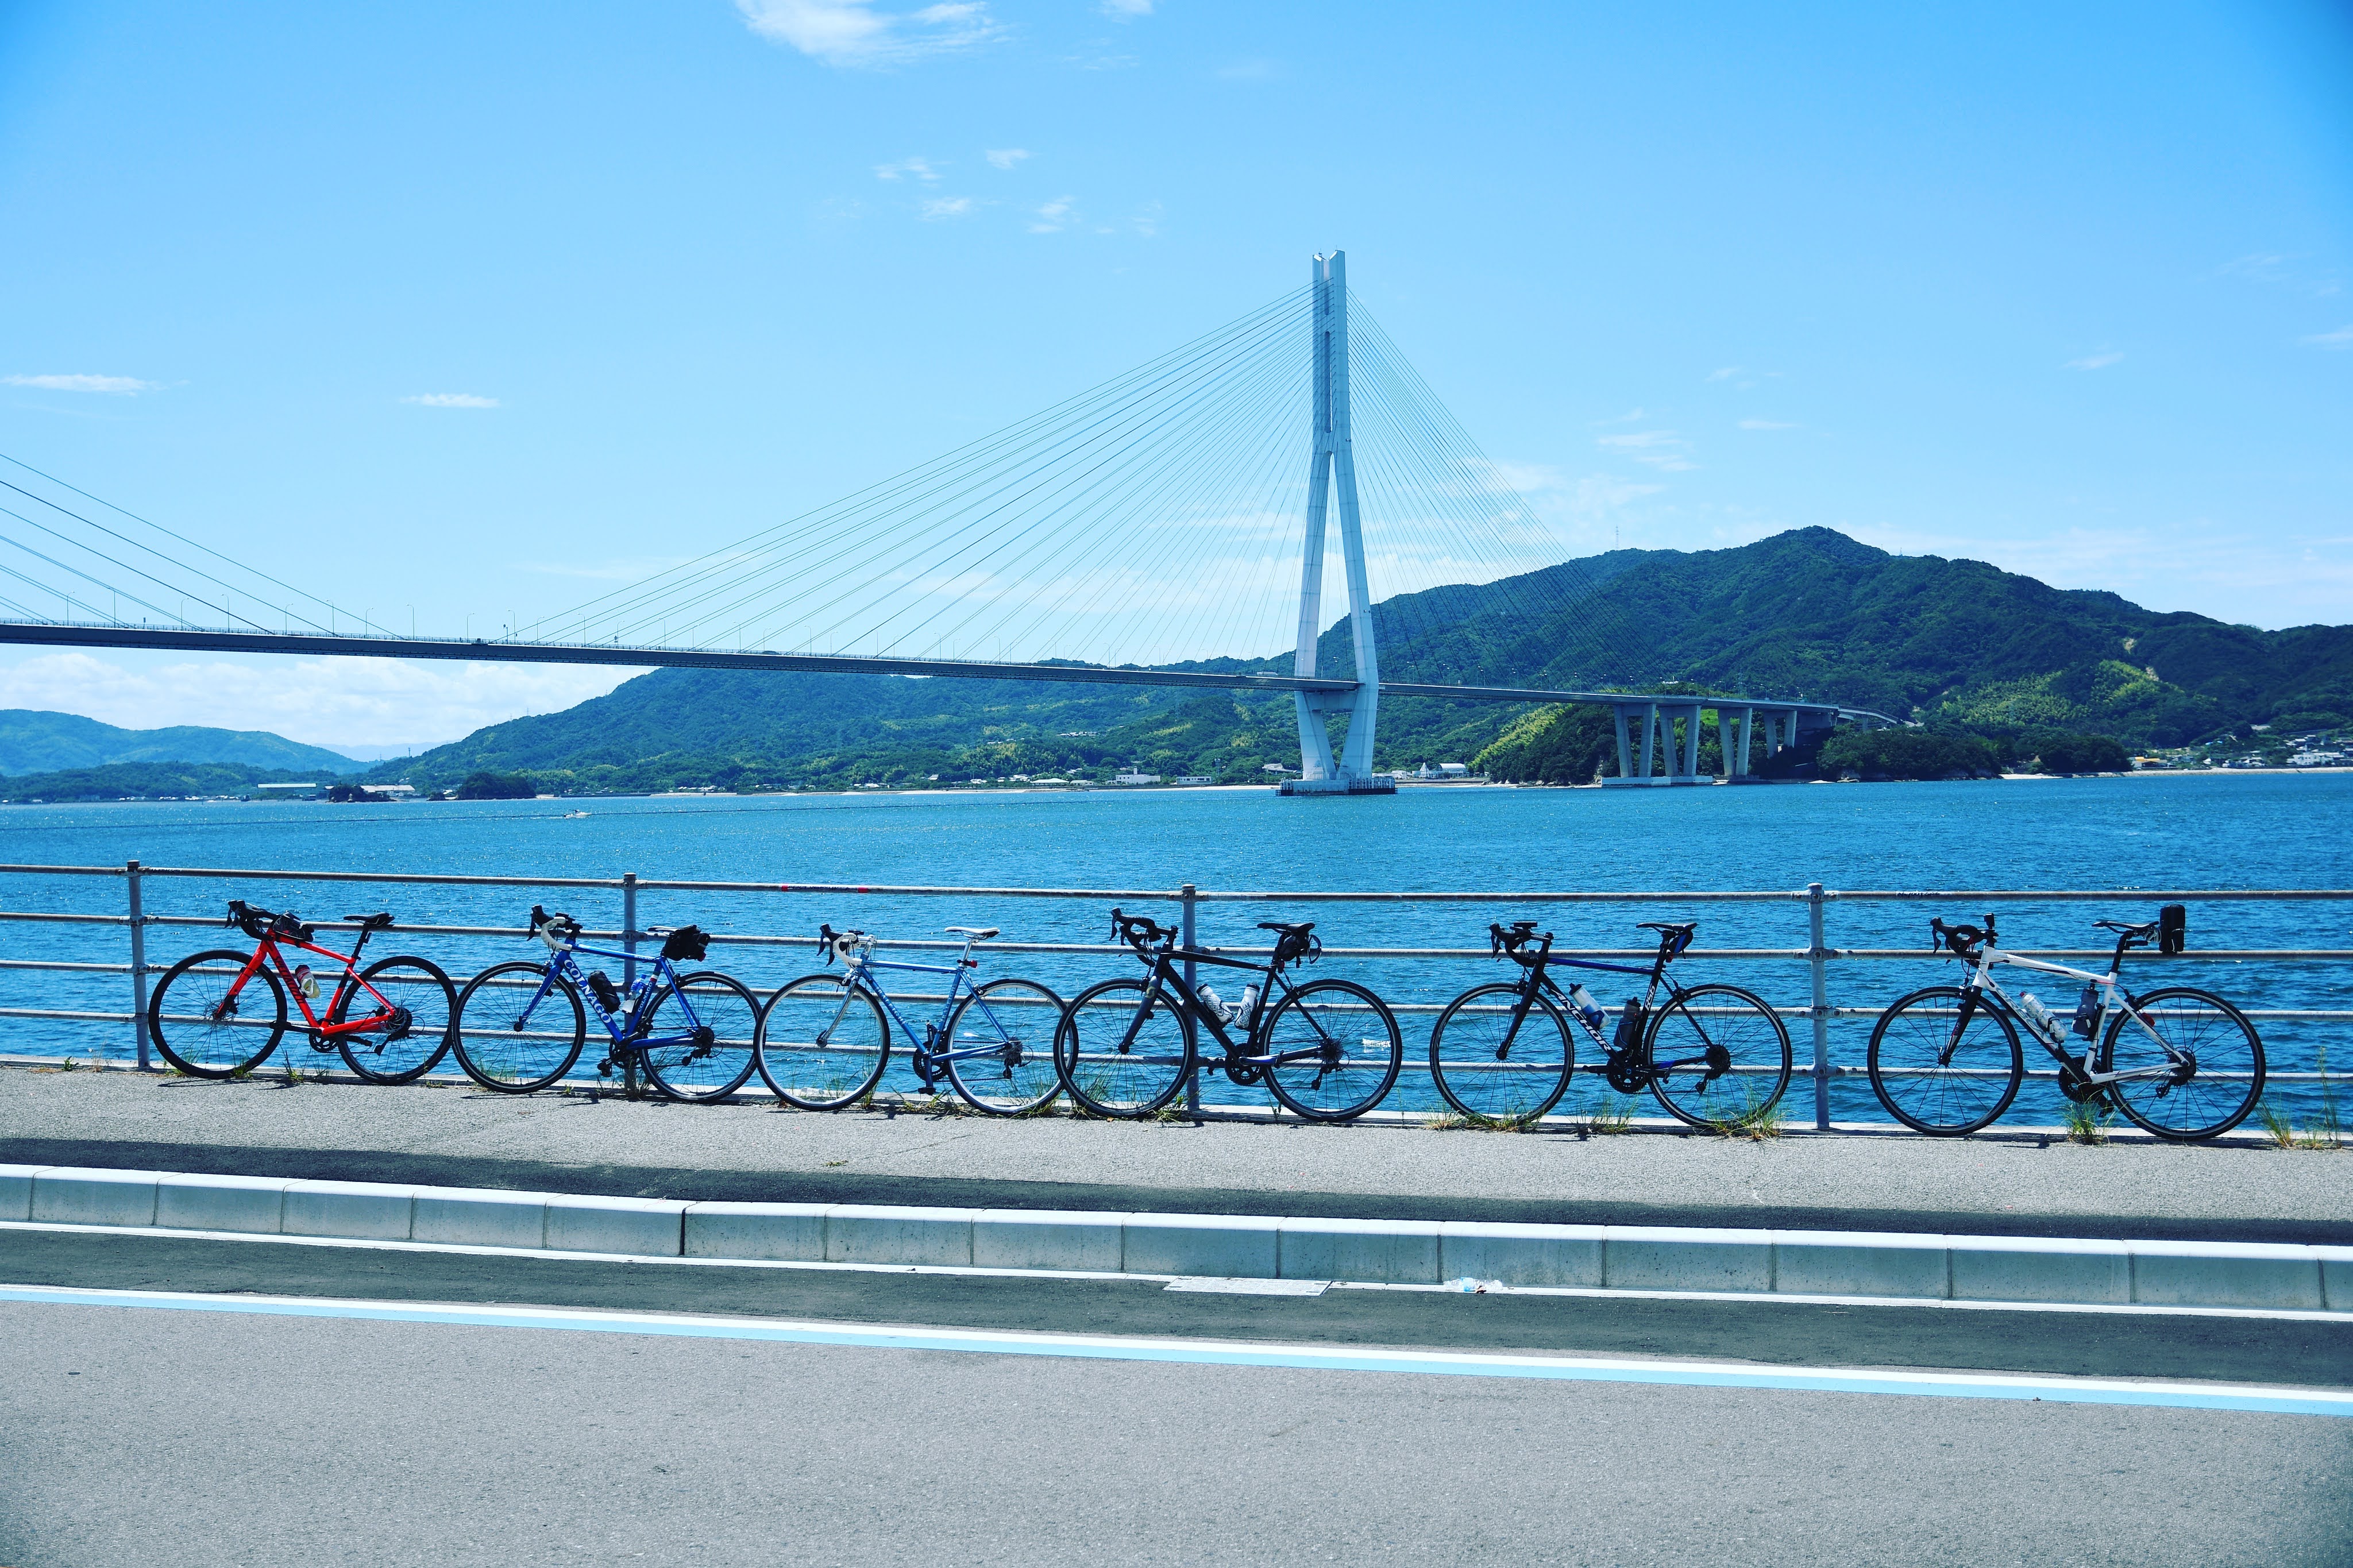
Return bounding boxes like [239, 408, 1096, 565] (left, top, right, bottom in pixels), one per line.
[2, 0, 2349, 752]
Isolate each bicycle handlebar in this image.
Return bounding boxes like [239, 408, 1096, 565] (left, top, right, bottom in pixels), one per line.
[1109, 908, 1177, 951]
[226, 899, 312, 944]
[1929, 914, 1996, 958]
[527, 905, 580, 951]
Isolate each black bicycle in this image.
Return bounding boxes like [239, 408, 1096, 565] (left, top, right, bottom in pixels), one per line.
[1428, 920, 1792, 1129]
[1052, 909, 1404, 1122]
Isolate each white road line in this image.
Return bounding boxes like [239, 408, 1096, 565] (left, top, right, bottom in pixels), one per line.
[2, 1281, 2347, 1417]
[4, 1219, 2349, 1323]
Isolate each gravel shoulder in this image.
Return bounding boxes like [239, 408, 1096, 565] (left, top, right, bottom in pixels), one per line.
[4, 1064, 2347, 1241]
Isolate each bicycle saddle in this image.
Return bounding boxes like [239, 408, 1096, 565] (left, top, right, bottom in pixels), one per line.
[944, 926, 1000, 940]
[342, 912, 395, 929]
[1256, 921, 1316, 935]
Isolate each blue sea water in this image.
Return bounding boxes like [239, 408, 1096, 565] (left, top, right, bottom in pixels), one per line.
[6, 770, 2348, 1127]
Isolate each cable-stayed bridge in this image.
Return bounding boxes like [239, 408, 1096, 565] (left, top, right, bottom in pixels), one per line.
[0, 252, 1895, 789]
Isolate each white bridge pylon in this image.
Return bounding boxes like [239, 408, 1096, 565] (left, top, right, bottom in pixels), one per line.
[1282, 251, 1395, 797]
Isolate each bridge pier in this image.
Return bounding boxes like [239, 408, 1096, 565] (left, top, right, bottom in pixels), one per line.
[1603, 700, 1711, 786]
[1282, 249, 1395, 798]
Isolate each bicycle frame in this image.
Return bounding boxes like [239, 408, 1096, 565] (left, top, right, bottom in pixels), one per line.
[513, 932, 704, 1051]
[1946, 941, 2186, 1087]
[1496, 929, 1712, 1079]
[1117, 939, 1340, 1076]
[821, 933, 1023, 1072]
[223, 927, 399, 1040]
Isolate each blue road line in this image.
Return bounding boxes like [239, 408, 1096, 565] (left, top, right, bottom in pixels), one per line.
[5, 1283, 2348, 1418]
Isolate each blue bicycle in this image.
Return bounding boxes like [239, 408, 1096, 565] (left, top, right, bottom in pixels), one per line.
[754, 924, 1067, 1115]
[450, 905, 763, 1101]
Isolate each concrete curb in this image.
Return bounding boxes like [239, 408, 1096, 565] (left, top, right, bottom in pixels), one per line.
[5, 1163, 2346, 1312]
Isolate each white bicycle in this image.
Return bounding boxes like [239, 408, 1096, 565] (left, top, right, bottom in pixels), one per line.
[1866, 907, 2265, 1141]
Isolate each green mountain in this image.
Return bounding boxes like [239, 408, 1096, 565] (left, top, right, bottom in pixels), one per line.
[362, 529, 2351, 794]
[0, 709, 365, 777]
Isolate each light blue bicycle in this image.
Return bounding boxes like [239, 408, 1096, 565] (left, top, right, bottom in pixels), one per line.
[755, 923, 1066, 1114]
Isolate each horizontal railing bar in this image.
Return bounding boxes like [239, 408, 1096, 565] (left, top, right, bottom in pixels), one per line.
[4, 866, 2348, 904]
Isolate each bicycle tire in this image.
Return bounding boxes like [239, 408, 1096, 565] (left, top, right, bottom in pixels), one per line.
[452, 961, 585, 1092]
[1053, 977, 1192, 1118]
[1866, 985, 2023, 1136]
[1427, 983, 1573, 1126]
[332, 955, 457, 1084]
[639, 971, 763, 1102]
[756, 972, 890, 1110]
[1644, 983, 1793, 1131]
[942, 976, 1067, 1115]
[2102, 987, 2265, 1142]
[1260, 978, 1403, 1122]
[147, 948, 287, 1077]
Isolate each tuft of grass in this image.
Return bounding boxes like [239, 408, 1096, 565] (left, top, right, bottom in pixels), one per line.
[2258, 1102, 2298, 1149]
[59, 1056, 80, 1073]
[1717, 1091, 1787, 1141]
[2062, 1096, 2113, 1145]
[1426, 1108, 1531, 1133]
[2311, 1046, 2344, 1150]
[1577, 1096, 1638, 1136]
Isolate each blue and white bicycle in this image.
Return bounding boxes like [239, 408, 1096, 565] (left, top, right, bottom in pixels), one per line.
[755, 924, 1066, 1115]
[451, 906, 763, 1101]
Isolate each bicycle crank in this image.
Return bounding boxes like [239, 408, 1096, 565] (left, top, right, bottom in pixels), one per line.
[1604, 1051, 1648, 1095]
[2056, 1055, 2103, 1103]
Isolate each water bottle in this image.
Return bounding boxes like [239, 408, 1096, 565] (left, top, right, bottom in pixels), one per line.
[1235, 984, 1259, 1022]
[1197, 985, 1227, 1021]
[1568, 983, 1606, 1032]
[292, 964, 319, 999]
[2018, 992, 2062, 1045]
[2072, 983, 2101, 1040]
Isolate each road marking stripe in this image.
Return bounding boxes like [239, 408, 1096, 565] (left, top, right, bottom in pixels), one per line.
[2, 1281, 2346, 1416]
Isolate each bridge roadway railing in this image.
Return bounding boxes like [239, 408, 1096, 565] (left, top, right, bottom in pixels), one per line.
[2, 862, 2347, 1134]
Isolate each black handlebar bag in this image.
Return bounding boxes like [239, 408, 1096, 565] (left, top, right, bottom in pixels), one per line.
[661, 925, 711, 962]
[2158, 904, 2187, 956]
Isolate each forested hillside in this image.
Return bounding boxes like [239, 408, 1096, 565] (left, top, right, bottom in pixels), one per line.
[0, 710, 365, 776]
[364, 530, 2351, 794]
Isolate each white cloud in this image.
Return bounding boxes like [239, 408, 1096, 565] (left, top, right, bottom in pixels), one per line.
[1131, 200, 1163, 238]
[3, 374, 160, 395]
[401, 393, 499, 408]
[736, 0, 1000, 67]
[874, 156, 941, 181]
[0, 651, 639, 755]
[1705, 367, 1741, 383]
[984, 148, 1029, 170]
[919, 196, 975, 220]
[1029, 195, 1077, 232]
[2305, 325, 2353, 350]
[2065, 350, 2124, 370]
[1100, 0, 1151, 14]
[1737, 418, 1797, 430]
[1596, 430, 1696, 472]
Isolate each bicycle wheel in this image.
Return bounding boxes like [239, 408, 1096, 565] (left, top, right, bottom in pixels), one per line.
[1866, 986, 2023, 1136]
[452, 961, 585, 1092]
[942, 977, 1066, 1115]
[1260, 978, 1403, 1122]
[757, 972, 890, 1110]
[332, 956, 457, 1084]
[1053, 977, 1191, 1118]
[1645, 984, 1793, 1131]
[2103, 987, 2265, 1141]
[147, 949, 286, 1077]
[639, 971, 763, 1102]
[1428, 984, 1573, 1126]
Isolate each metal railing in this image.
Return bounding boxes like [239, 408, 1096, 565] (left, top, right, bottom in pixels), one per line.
[3, 861, 2347, 1131]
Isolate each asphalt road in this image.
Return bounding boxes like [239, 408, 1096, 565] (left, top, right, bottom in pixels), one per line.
[6, 1227, 2351, 1387]
[8, 1067, 2350, 1242]
[6, 1289, 2348, 1568]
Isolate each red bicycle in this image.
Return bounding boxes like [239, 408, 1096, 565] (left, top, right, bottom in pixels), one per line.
[145, 900, 457, 1083]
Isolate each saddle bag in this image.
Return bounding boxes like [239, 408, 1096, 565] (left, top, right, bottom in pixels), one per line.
[2158, 904, 2186, 957]
[661, 925, 711, 962]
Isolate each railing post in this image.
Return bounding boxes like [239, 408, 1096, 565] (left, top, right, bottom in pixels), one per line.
[1807, 882, 1830, 1130]
[622, 872, 638, 991]
[125, 859, 150, 1070]
[1181, 883, 1199, 1115]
